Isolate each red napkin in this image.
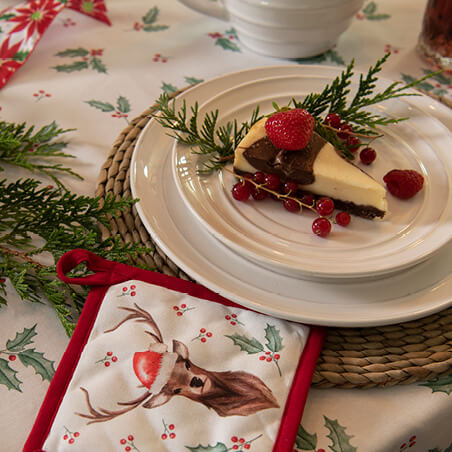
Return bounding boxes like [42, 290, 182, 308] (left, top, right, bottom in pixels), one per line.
[0, 0, 110, 89]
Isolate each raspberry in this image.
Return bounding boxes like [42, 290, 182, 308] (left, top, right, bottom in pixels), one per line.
[265, 108, 315, 151]
[383, 169, 424, 199]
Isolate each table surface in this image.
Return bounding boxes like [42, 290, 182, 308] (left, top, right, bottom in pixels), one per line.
[1, 0, 451, 451]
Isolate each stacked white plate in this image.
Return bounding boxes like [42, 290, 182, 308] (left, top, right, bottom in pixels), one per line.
[130, 65, 452, 327]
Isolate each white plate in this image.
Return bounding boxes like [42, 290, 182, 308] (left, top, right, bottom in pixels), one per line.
[172, 73, 452, 280]
[131, 65, 452, 326]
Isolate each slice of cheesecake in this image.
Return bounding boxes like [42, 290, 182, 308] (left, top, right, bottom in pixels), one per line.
[233, 117, 387, 219]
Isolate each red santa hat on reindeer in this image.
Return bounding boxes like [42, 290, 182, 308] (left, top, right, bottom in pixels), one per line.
[133, 343, 178, 393]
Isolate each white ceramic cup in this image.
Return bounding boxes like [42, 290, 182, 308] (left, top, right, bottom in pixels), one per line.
[178, 0, 364, 58]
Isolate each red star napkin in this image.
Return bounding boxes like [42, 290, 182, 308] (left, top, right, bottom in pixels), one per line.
[0, 0, 110, 89]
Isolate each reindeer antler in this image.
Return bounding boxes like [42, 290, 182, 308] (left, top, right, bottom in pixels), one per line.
[76, 387, 152, 424]
[104, 303, 164, 343]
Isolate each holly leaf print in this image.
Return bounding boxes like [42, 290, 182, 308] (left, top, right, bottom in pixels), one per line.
[215, 37, 240, 52]
[324, 416, 357, 452]
[143, 24, 169, 32]
[225, 333, 264, 354]
[85, 100, 115, 112]
[363, 2, 377, 15]
[53, 61, 89, 73]
[142, 6, 159, 24]
[6, 325, 37, 352]
[186, 443, 228, 452]
[184, 76, 204, 85]
[295, 424, 317, 450]
[264, 324, 283, 353]
[161, 81, 178, 93]
[0, 358, 22, 392]
[18, 349, 55, 382]
[419, 375, 452, 395]
[55, 48, 90, 58]
[90, 57, 107, 74]
[116, 96, 131, 114]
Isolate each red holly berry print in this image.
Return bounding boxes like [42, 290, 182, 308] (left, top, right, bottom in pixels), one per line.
[399, 435, 417, 450]
[62, 426, 80, 445]
[96, 351, 118, 367]
[192, 328, 213, 343]
[33, 89, 51, 101]
[172, 303, 195, 316]
[86, 96, 131, 123]
[224, 312, 244, 326]
[118, 284, 137, 297]
[208, 28, 240, 51]
[152, 53, 169, 63]
[229, 434, 262, 450]
[160, 419, 176, 441]
[119, 433, 141, 451]
[62, 17, 77, 27]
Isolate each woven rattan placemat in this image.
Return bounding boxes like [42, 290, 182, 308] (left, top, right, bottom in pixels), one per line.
[95, 103, 452, 389]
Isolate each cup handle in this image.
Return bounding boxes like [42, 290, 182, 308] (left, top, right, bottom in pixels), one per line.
[178, 0, 229, 21]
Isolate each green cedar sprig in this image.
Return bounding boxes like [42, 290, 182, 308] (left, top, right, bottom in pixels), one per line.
[154, 93, 262, 172]
[155, 53, 438, 165]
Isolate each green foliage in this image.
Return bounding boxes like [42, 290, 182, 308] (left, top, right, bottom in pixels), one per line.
[0, 120, 150, 336]
[185, 444, 228, 452]
[295, 424, 317, 450]
[324, 416, 357, 452]
[419, 375, 452, 395]
[225, 333, 264, 354]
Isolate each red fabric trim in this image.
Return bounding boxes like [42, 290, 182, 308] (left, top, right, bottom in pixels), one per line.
[25, 249, 325, 452]
[273, 326, 325, 452]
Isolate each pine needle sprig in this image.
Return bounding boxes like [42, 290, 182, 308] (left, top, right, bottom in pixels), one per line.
[154, 93, 262, 172]
[0, 120, 80, 188]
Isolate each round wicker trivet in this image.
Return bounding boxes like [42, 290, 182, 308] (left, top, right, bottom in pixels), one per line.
[96, 104, 452, 389]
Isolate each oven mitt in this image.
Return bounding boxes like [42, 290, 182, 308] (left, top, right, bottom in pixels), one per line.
[24, 249, 324, 452]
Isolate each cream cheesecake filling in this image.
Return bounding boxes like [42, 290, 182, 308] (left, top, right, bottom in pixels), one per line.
[233, 117, 388, 214]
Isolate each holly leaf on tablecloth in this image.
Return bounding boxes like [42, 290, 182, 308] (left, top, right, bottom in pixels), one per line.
[53, 61, 89, 73]
[0, 358, 22, 392]
[184, 76, 204, 85]
[85, 100, 115, 112]
[186, 443, 228, 452]
[362, 2, 390, 20]
[143, 24, 169, 32]
[215, 37, 240, 52]
[17, 348, 55, 382]
[90, 57, 107, 73]
[116, 96, 131, 114]
[6, 325, 37, 352]
[295, 424, 317, 450]
[264, 324, 283, 353]
[161, 81, 178, 94]
[142, 6, 159, 24]
[225, 333, 264, 354]
[419, 376, 452, 395]
[324, 416, 357, 452]
[55, 48, 90, 58]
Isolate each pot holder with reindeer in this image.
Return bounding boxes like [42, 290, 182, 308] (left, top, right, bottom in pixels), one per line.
[24, 249, 325, 452]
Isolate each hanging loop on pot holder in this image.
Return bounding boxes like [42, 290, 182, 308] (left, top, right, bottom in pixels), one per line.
[56, 249, 134, 286]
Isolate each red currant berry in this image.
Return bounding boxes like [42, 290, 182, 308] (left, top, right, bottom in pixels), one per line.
[225, 315, 231, 320]
[173, 306, 179, 311]
[74, 432, 79, 438]
[69, 438, 75, 444]
[230, 321, 236, 325]
[130, 285, 136, 290]
[206, 332, 212, 337]
[335, 211, 351, 227]
[253, 171, 266, 184]
[232, 182, 251, 201]
[231, 436, 238, 442]
[244, 445, 251, 450]
[264, 173, 281, 190]
[105, 361, 110, 367]
[169, 433, 176, 439]
[231, 314, 237, 318]
[239, 438, 245, 444]
[201, 337, 207, 343]
[233, 446, 239, 450]
[259, 356, 266, 360]
[125, 447, 131, 452]
[283, 198, 300, 213]
[316, 197, 335, 216]
[274, 354, 280, 360]
[64, 435, 69, 440]
[122, 287, 127, 292]
[107, 351, 113, 356]
[359, 147, 376, 165]
[346, 135, 360, 152]
[282, 180, 298, 195]
[265, 351, 271, 354]
[325, 113, 342, 128]
[312, 217, 331, 238]
[169, 424, 175, 430]
[252, 188, 268, 201]
[120, 438, 126, 444]
[181, 304, 187, 308]
[112, 356, 118, 362]
[8, 355, 16, 361]
[130, 291, 136, 296]
[409, 436, 416, 442]
[301, 193, 315, 206]
[266, 357, 272, 362]
[200, 328, 206, 333]
[161, 433, 167, 440]
[176, 312, 183, 316]
[337, 122, 353, 139]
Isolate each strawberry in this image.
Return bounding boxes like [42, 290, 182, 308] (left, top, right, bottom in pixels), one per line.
[383, 169, 424, 199]
[265, 108, 315, 151]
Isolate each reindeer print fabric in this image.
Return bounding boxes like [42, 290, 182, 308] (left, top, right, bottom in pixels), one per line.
[41, 279, 310, 451]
